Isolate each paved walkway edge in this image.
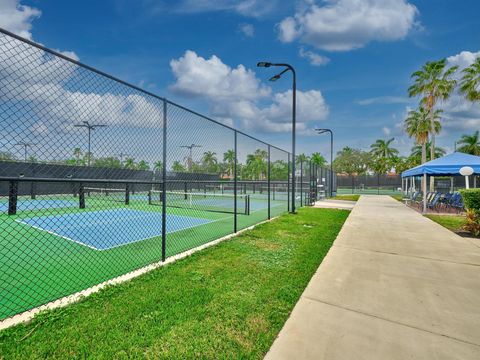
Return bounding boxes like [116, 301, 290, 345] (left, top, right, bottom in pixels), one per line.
[266, 195, 480, 360]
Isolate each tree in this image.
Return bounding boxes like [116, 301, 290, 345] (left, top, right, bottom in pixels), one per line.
[311, 152, 327, 167]
[153, 161, 163, 172]
[408, 59, 458, 165]
[0, 151, 16, 162]
[172, 161, 186, 172]
[404, 107, 442, 164]
[124, 158, 136, 170]
[243, 149, 268, 180]
[333, 147, 371, 176]
[137, 160, 150, 171]
[73, 148, 82, 166]
[369, 138, 399, 174]
[270, 160, 288, 181]
[202, 151, 218, 173]
[84, 152, 93, 166]
[296, 153, 309, 165]
[392, 156, 417, 175]
[370, 138, 399, 159]
[410, 141, 446, 162]
[457, 131, 480, 156]
[93, 157, 121, 168]
[223, 149, 235, 178]
[459, 56, 480, 102]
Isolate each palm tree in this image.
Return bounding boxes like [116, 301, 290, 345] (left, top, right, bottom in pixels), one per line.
[137, 160, 150, 171]
[73, 147, 82, 166]
[153, 161, 163, 172]
[124, 158, 136, 170]
[296, 153, 309, 165]
[456, 131, 480, 155]
[310, 152, 327, 167]
[369, 138, 399, 174]
[459, 57, 480, 102]
[408, 59, 458, 164]
[172, 161, 186, 172]
[202, 151, 218, 173]
[411, 141, 446, 161]
[223, 149, 235, 178]
[370, 138, 399, 159]
[404, 107, 442, 164]
[0, 151, 16, 162]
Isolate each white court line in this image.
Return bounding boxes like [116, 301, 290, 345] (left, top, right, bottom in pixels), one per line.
[15, 211, 234, 252]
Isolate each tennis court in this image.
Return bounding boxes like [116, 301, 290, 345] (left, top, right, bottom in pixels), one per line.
[18, 209, 213, 251]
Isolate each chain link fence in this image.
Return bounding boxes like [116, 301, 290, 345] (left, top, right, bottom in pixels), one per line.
[336, 174, 402, 195]
[0, 28, 336, 321]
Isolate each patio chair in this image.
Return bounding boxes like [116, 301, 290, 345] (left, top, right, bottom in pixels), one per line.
[427, 192, 443, 211]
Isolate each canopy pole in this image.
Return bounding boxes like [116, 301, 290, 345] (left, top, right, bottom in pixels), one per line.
[423, 173, 427, 214]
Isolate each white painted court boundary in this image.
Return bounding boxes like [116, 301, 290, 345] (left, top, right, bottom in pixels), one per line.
[0, 216, 277, 331]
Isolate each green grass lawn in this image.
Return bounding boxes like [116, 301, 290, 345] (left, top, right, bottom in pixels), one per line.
[425, 214, 467, 232]
[390, 195, 404, 202]
[331, 194, 360, 202]
[0, 207, 349, 359]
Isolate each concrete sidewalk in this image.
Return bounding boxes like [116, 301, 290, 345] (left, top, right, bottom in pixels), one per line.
[313, 199, 356, 210]
[266, 195, 480, 360]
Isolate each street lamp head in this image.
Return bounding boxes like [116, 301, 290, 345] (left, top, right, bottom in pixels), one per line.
[269, 74, 281, 82]
[257, 62, 272, 68]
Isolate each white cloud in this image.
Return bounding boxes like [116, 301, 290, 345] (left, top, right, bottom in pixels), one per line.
[0, 31, 163, 136]
[169, 50, 329, 132]
[170, 50, 270, 101]
[278, 0, 419, 51]
[447, 50, 480, 70]
[356, 96, 411, 105]
[382, 126, 391, 136]
[299, 47, 330, 66]
[0, 0, 41, 40]
[441, 50, 480, 131]
[174, 0, 278, 17]
[238, 23, 254, 37]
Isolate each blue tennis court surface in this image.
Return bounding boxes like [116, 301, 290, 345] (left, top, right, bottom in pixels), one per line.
[18, 209, 212, 250]
[0, 199, 78, 212]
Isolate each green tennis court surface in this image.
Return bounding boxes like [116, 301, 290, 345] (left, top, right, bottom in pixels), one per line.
[0, 192, 287, 319]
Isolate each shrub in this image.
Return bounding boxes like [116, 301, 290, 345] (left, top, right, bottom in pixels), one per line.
[459, 189, 480, 236]
[460, 188, 480, 211]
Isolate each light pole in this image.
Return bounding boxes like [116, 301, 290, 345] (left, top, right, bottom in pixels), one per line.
[15, 142, 36, 162]
[74, 121, 107, 166]
[180, 144, 202, 171]
[315, 129, 334, 197]
[257, 61, 296, 213]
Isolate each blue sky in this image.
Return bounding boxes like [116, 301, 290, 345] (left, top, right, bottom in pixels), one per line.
[1, 0, 479, 159]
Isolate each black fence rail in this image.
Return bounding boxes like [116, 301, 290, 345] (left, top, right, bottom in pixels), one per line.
[0, 28, 336, 321]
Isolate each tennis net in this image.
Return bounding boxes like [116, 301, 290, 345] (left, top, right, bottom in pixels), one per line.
[84, 187, 128, 203]
[148, 190, 250, 215]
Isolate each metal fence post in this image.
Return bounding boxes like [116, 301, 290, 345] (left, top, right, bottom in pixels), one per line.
[287, 153, 290, 212]
[161, 99, 167, 262]
[234, 130, 238, 233]
[268, 145, 271, 219]
[300, 160, 303, 207]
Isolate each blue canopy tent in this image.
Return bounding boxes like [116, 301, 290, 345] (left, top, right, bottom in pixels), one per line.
[401, 152, 480, 212]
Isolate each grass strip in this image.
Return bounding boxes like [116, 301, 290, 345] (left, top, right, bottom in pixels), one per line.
[425, 214, 466, 232]
[331, 194, 360, 202]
